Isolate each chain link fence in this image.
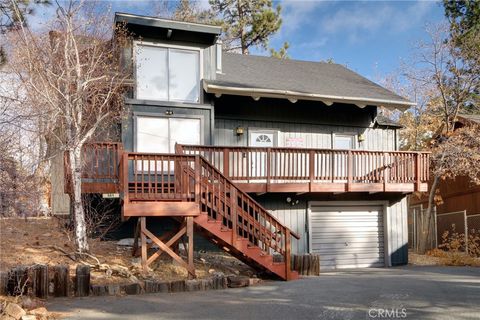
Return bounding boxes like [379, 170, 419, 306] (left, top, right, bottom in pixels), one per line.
[435, 210, 480, 256]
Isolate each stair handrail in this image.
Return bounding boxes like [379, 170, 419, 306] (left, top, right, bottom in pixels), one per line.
[175, 143, 300, 240]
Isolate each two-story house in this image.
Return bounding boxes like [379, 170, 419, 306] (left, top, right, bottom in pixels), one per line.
[54, 12, 430, 280]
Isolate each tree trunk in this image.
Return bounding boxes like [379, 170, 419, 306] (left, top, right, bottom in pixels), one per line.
[68, 146, 89, 252]
[418, 174, 440, 253]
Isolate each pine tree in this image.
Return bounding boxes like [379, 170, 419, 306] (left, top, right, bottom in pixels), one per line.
[210, 0, 283, 54]
[270, 42, 289, 59]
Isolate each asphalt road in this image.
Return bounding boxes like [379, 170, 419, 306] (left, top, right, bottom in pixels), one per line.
[48, 266, 480, 320]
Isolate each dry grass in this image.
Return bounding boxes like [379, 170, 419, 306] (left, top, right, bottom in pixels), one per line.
[0, 217, 255, 285]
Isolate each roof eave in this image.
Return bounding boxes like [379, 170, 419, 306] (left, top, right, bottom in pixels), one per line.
[114, 12, 222, 35]
[204, 82, 415, 111]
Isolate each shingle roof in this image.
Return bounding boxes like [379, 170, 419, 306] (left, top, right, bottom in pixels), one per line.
[204, 53, 413, 110]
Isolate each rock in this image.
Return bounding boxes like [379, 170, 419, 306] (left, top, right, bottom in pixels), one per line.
[116, 238, 134, 246]
[227, 276, 250, 288]
[117, 238, 151, 247]
[28, 307, 48, 317]
[208, 269, 216, 274]
[249, 278, 261, 286]
[0, 315, 15, 320]
[4, 303, 26, 320]
[20, 316, 36, 320]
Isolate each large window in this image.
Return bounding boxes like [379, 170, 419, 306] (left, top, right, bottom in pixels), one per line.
[135, 44, 200, 103]
[136, 116, 201, 153]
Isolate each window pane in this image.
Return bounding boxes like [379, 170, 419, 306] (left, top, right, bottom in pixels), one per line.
[169, 118, 201, 151]
[136, 45, 168, 100]
[136, 117, 169, 153]
[169, 49, 199, 102]
[334, 136, 354, 149]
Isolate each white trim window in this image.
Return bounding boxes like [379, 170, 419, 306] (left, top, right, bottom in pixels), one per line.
[135, 43, 201, 103]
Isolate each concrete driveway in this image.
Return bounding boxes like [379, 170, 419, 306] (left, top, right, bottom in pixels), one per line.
[48, 266, 480, 320]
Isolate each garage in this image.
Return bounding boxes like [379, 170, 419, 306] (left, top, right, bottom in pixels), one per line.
[309, 203, 385, 269]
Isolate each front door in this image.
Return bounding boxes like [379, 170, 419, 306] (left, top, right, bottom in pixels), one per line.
[248, 130, 277, 181]
[333, 134, 356, 181]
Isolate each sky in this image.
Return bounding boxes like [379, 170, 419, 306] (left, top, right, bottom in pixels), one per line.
[27, 0, 447, 81]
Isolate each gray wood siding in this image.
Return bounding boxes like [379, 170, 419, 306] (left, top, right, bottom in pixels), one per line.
[215, 118, 397, 151]
[254, 195, 307, 255]
[387, 197, 408, 265]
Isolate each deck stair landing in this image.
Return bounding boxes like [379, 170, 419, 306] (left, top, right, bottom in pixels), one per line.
[121, 152, 299, 281]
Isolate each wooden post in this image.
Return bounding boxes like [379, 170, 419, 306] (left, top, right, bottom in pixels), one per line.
[52, 265, 69, 297]
[194, 156, 200, 204]
[230, 188, 238, 248]
[415, 153, 421, 191]
[187, 216, 195, 279]
[309, 150, 315, 192]
[132, 218, 141, 257]
[140, 217, 147, 270]
[31, 264, 49, 299]
[383, 152, 389, 191]
[121, 152, 129, 220]
[285, 229, 291, 281]
[223, 148, 229, 177]
[347, 150, 353, 191]
[75, 265, 90, 297]
[266, 148, 271, 192]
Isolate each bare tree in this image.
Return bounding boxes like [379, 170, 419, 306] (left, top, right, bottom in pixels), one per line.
[7, 1, 131, 252]
[403, 24, 479, 253]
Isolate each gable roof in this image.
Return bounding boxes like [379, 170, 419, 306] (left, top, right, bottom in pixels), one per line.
[204, 53, 414, 111]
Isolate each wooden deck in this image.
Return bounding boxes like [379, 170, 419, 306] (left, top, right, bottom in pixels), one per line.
[180, 145, 430, 193]
[66, 143, 430, 195]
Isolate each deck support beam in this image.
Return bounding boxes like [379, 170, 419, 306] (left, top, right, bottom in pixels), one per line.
[139, 217, 196, 278]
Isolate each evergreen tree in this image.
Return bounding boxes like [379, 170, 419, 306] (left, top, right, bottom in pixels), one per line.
[270, 41, 289, 59]
[210, 0, 283, 54]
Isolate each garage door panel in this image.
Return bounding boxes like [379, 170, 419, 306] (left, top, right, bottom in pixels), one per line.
[310, 205, 385, 269]
[311, 242, 384, 250]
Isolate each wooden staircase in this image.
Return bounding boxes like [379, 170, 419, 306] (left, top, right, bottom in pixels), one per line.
[121, 152, 300, 281]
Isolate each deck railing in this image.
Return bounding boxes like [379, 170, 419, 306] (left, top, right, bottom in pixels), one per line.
[70, 142, 430, 194]
[64, 142, 123, 193]
[179, 144, 430, 192]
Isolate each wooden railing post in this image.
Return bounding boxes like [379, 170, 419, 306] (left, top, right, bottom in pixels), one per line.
[121, 152, 129, 209]
[266, 148, 271, 192]
[223, 148, 229, 177]
[194, 155, 201, 204]
[230, 187, 238, 249]
[285, 229, 291, 281]
[309, 150, 314, 192]
[347, 150, 353, 191]
[415, 153, 421, 191]
[383, 152, 389, 192]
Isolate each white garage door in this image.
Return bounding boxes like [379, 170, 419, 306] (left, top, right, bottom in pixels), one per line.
[310, 205, 385, 269]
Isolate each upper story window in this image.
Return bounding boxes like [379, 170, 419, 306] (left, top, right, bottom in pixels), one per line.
[135, 43, 201, 103]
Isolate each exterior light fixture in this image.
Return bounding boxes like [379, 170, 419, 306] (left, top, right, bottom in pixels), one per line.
[236, 127, 244, 136]
[358, 134, 365, 142]
[165, 110, 174, 116]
